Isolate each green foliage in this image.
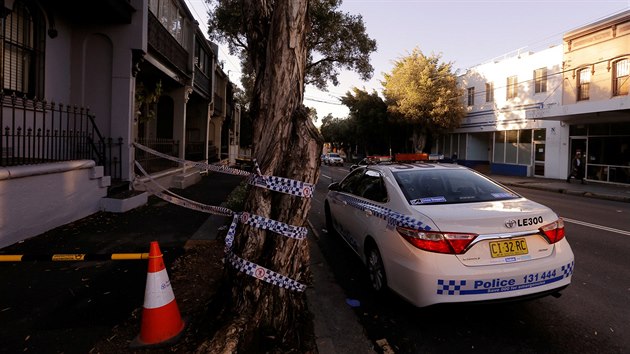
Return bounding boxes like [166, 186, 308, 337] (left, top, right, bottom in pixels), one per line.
[321, 88, 412, 157]
[382, 48, 465, 134]
[306, 0, 377, 89]
[135, 80, 162, 123]
[207, 0, 377, 92]
[320, 113, 353, 149]
[224, 180, 249, 212]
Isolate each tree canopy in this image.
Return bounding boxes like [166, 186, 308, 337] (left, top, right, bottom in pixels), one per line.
[382, 48, 465, 135]
[207, 0, 377, 91]
[321, 87, 413, 158]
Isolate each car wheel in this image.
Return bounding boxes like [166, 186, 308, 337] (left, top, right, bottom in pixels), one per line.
[324, 202, 337, 237]
[366, 244, 387, 293]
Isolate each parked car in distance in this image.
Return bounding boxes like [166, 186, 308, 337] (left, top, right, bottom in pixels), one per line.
[324, 153, 344, 166]
[324, 162, 574, 307]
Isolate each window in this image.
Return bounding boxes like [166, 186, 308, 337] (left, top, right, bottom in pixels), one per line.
[338, 169, 387, 203]
[467, 87, 475, 106]
[2, 1, 45, 98]
[577, 67, 590, 101]
[493, 129, 532, 165]
[194, 39, 210, 76]
[534, 67, 547, 93]
[485, 82, 494, 102]
[613, 59, 629, 96]
[506, 76, 518, 99]
[149, 0, 186, 46]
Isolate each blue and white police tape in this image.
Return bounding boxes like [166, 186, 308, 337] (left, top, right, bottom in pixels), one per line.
[133, 142, 314, 198]
[135, 160, 308, 291]
[135, 161, 233, 216]
[223, 212, 307, 252]
[332, 193, 432, 231]
[225, 251, 306, 292]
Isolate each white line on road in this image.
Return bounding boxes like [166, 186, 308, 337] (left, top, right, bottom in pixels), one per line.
[321, 174, 332, 180]
[563, 217, 630, 236]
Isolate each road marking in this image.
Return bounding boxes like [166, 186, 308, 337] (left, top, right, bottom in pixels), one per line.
[563, 217, 630, 236]
[321, 174, 331, 179]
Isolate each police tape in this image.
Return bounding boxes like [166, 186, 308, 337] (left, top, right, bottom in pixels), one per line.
[134, 162, 307, 240]
[133, 142, 314, 198]
[225, 251, 306, 292]
[134, 161, 307, 291]
[334, 194, 433, 231]
[0, 253, 149, 262]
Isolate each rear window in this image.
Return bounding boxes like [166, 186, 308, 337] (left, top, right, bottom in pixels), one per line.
[329, 153, 341, 158]
[392, 169, 519, 205]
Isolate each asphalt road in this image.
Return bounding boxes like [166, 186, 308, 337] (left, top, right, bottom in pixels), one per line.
[312, 164, 630, 354]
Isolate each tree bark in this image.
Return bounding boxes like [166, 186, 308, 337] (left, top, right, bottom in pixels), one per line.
[199, 1, 322, 353]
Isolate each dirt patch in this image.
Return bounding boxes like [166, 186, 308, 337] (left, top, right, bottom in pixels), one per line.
[90, 239, 227, 353]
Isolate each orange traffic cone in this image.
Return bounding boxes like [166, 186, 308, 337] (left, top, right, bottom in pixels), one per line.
[131, 241, 185, 347]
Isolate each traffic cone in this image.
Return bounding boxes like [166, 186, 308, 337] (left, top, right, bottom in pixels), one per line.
[131, 241, 185, 347]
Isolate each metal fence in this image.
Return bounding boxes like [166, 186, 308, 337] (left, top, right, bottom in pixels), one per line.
[135, 138, 180, 174]
[0, 93, 122, 180]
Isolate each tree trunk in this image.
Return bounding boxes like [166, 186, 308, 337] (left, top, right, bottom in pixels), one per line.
[198, 1, 322, 353]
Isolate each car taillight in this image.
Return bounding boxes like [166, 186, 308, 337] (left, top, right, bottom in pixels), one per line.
[396, 227, 477, 254]
[539, 218, 565, 244]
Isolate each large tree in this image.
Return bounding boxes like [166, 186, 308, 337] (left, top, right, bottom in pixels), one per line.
[209, 0, 376, 95]
[382, 48, 466, 152]
[341, 87, 389, 157]
[200, 1, 375, 352]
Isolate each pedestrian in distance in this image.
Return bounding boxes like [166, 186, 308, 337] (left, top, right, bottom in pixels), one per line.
[567, 150, 585, 184]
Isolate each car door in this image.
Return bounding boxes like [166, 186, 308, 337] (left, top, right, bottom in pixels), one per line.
[328, 168, 366, 252]
[347, 169, 389, 255]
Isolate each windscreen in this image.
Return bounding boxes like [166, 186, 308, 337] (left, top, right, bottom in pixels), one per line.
[393, 169, 520, 205]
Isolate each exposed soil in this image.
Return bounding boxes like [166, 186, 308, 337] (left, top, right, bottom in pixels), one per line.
[90, 239, 227, 353]
[90, 239, 318, 353]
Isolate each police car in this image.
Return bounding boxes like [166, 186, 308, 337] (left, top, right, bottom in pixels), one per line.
[324, 162, 574, 307]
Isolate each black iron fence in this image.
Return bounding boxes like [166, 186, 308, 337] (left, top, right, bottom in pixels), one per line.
[0, 93, 122, 180]
[135, 138, 180, 174]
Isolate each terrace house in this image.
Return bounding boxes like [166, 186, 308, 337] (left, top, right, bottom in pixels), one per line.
[0, 0, 240, 248]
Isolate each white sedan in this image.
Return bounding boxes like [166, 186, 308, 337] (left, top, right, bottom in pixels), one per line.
[324, 162, 574, 307]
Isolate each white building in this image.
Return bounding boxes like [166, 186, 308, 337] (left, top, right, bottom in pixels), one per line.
[440, 10, 630, 186]
[439, 45, 569, 179]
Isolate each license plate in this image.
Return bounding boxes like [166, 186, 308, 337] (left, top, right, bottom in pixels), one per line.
[489, 238, 528, 258]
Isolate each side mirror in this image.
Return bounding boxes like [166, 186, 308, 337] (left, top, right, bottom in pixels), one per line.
[328, 182, 340, 191]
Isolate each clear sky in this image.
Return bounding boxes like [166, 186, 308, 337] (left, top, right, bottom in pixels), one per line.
[185, 0, 630, 123]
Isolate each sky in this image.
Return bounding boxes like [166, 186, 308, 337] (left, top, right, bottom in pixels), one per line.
[185, 0, 630, 124]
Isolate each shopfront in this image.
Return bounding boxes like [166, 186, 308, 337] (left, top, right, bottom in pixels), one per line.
[570, 122, 630, 185]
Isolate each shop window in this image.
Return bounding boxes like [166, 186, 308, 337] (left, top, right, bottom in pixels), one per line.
[505, 130, 518, 163]
[493, 131, 505, 163]
[517, 130, 532, 165]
